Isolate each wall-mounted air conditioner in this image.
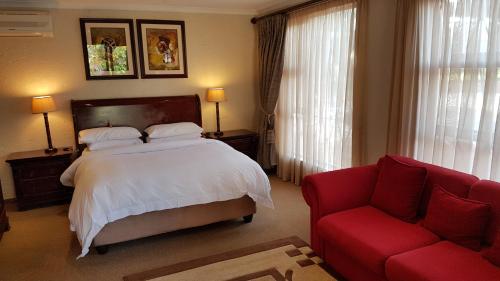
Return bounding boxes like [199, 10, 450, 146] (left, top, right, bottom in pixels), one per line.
[0, 10, 53, 37]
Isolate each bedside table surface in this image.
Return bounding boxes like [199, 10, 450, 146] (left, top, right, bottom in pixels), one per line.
[205, 129, 257, 140]
[6, 147, 73, 163]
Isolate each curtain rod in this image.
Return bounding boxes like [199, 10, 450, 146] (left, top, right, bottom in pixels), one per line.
[251, 0, 331, 24]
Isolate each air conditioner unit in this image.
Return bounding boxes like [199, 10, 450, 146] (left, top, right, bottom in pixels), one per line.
[0, 10, 53, 37]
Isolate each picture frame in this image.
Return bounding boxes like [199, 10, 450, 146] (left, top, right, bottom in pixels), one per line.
[79, 18, 138, 80]
[136, 19, 188, 79]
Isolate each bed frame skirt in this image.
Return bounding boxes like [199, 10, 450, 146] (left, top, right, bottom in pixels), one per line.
[93, 196, 256, 247]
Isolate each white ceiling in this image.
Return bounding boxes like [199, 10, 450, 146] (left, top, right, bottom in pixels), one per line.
[0, 0, 308, 15]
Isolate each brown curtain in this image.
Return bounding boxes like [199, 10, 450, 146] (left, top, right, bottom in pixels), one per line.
[256, 14, 288, 169]
[351, 0, 368, 166]
[386, 0, 419, 156]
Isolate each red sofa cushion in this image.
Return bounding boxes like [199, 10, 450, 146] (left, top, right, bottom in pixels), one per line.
[317, 206, 439, 275]
[386, 241, 500, 281]
[422, 186, 491, 251]
[323, 245, 388, 281]
[469, 180, 500, 245]
[381, 156, 479, 216]
[371, 156, 427, 222]
[483, 232, 500, 267]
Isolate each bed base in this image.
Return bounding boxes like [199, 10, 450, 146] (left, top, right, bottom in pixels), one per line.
[92, 196, 256, 253]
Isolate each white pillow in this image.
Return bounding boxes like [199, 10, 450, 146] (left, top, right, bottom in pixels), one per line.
[78, 127, 142, 144]
[145, 122, 203, 139]
[146, 133, 202, 143]
[87, 138, 143, 151]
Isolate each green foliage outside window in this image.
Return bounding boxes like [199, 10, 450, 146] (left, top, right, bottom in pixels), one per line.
[87, 45, 129, 75]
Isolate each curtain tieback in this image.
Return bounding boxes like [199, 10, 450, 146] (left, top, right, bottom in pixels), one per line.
[265, 113, 275, 144]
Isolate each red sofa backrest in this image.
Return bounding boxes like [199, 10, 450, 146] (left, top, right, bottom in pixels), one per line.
[469, 180, 500, 245]
[378, 155, 479, 216]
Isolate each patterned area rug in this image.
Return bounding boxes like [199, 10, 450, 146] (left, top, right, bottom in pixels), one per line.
[123, 236, 340, 281]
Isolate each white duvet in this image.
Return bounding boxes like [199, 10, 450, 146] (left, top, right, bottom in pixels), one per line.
[60, 139, 273, 258]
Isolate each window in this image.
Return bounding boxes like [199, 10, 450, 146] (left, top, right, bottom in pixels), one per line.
[414, 0, 500, 180]
[276, 1, 357, 184]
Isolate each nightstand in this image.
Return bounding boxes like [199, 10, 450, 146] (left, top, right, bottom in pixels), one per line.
[205, 130, 259, 160]
[6, 147, 74, 211]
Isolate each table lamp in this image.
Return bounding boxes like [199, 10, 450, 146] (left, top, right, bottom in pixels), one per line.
[207, 88, 225, 136]
[32, 96, 57, 154]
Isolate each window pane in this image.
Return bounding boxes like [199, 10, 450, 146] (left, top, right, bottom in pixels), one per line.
[277, 2, 356, 182]
[414, 0, 500, 180]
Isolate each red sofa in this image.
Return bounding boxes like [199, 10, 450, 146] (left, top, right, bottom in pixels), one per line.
[302, 155, 500, 281]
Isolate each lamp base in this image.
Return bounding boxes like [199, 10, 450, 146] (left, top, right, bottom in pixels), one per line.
[214, 131, 224, 137]
[45, 148, 58, 154]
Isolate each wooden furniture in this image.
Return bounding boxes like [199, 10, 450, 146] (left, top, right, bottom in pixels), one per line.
[0, 180, 9, 240]
[71, 95, 256, 254]
[205, 130, 259, 160]
[6, 147, 74, 211]
[72, 95, 202, 153]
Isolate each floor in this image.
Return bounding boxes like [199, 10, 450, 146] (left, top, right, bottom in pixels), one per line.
[0, 176, 310, 281]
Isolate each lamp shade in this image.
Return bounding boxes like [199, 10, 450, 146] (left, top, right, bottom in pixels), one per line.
[32, 96, 56, 114]
[207, 88, 225, 102]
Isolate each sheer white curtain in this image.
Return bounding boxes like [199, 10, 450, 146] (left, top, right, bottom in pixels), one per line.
[276, 1, 357, 184]
[414, 0, 500, 180]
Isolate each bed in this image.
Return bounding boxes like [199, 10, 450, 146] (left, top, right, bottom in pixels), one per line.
[63, 95, 273, 258]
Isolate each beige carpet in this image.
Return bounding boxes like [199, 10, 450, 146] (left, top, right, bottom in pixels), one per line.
[124, 236, 336, 281]
[0, 176, 310, 281]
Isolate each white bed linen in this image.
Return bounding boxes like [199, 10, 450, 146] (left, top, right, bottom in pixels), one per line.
[78, 127, 141, 144]
[60, 139, 273, 258]
[86, 138, 143, 151]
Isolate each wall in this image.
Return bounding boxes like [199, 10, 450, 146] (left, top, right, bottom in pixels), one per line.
[0, 9, 257, 199]
[362, 0, 397, 164]
[0, 1, 400, 198]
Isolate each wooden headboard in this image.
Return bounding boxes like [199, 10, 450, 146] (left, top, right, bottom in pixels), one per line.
[71, 95, 202, 152]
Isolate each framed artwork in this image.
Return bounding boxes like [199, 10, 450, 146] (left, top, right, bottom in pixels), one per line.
[79, 18, 138, 80]
[136, 19, 188, 79]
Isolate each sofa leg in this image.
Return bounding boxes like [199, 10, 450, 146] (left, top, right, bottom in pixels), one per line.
[243, 214, 253, 223]
[95, 245, 109, 255]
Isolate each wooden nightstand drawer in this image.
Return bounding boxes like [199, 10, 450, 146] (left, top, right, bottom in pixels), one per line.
[205, 130, 258, 160]
[225, 138, 253, 152]
[19, 176, 63, 198]
[6, 147, 74, 211]
[18, 161, 68, 179]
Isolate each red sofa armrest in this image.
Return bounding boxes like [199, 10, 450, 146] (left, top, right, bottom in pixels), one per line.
[302, 165, 379, 216]
[301, 165, 379, 253]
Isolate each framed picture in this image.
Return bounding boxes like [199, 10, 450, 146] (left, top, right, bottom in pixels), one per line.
[136, 19, 188, 79]
[79, 18, 138, 80]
